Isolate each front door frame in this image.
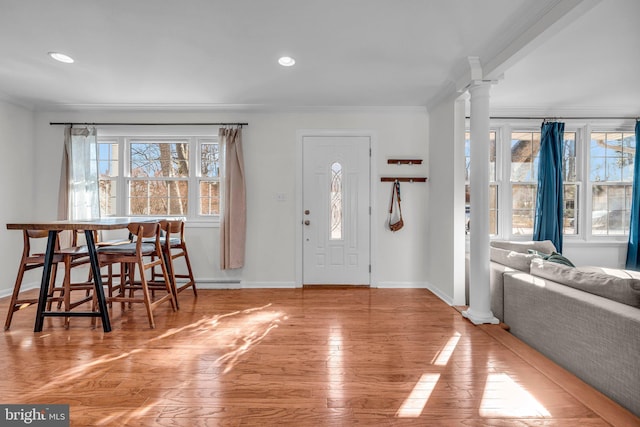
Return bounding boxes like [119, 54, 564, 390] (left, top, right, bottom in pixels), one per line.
[295, 129, 378, 287]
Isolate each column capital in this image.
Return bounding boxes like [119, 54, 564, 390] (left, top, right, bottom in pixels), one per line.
[469, 79, 498, 87]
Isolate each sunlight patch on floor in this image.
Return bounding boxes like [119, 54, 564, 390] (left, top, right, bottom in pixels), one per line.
[18, 304, 286, 405]
[97, 404, 154, 426]
[480, 373, 550, 417]
[431, 332, 461, 366]
[327, 325, 344, 401]
[213, 308, 284, 374]
[396, 373, 440, 418]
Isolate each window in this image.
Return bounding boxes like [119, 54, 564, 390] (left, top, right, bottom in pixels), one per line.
[563, 136, 578, 235]
[510, 131, 539, 235]
[465, 131, 497, 235]
[330, 162, 343, 240]
[97, 141, 118, 216]
[129, 140, 189, 215]
[509, 131, 577, 235]
[467, 122, 636, 241]
[199, 140, 220, 216]
[589, 132, 636, 235]
[97, 134, 220, 220]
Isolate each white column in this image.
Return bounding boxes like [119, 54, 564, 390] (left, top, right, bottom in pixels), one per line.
[462, 81, 499, 325]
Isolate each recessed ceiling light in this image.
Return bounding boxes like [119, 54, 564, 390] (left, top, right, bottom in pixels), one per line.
[48, 52, 74, 64]
[278, 56, 295, 67]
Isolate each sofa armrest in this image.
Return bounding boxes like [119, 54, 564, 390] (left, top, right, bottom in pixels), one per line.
[489, 261, 516, 322]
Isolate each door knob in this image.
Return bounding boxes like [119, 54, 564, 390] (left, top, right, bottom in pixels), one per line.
[304, 220, 310, 225]
[304, 210, 310, 215]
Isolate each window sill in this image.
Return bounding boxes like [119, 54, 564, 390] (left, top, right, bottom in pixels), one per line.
[563, 238, 628, 248]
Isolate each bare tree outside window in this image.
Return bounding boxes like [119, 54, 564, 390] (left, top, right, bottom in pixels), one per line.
[199, 141, 220, 215]
[98, 141, 118, 216]
[97, 134, 220, 219]
[590, 132, 635, 235]
[129, 141, 189, 216]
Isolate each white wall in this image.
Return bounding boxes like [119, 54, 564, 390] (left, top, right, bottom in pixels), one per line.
[0, 100, 37, 297]
[28, 108, 429, 290]
[426, 96, 466, 305]
[1, 102, 631, 301]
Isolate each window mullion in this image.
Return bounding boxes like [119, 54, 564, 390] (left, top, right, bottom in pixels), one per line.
[117, 136, 126, 217]
[188, 136, 197, 220]
[580, 125, 591, 239]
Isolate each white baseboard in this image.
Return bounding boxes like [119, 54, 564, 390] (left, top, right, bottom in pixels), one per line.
[375, 281, 454, 305]
[3, 280, 453, 297]
[194, 281, 298, 289]
[240, 281, 298, 289]
[376, 281, 429, 289]
[0, 279, 300, 295]
[424, 282, 454, 306]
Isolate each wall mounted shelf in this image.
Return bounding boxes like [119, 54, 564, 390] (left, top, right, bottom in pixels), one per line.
[380, 177, 427, 183]
[387, 159, 423, 165]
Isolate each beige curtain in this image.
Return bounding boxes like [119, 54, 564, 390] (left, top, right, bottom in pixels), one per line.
[57, 127, 70, 220]
[57, 125, 100, 220]
[220, 126, 246, 269]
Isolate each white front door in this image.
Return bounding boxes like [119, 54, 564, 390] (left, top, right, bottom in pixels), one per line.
[302, 136, 370, 285]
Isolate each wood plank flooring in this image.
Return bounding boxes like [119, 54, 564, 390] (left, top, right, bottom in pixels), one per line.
[1, 287, 638, 426]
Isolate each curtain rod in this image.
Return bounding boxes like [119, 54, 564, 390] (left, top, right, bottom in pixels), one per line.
[49, 122, 248, 126]
[465, 116, 638, 121]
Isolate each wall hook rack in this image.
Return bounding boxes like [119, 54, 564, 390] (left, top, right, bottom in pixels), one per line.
[380, 177, 428, 183]
[387, 159, 423, 165]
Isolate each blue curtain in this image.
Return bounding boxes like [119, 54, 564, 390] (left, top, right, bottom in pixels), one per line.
[625, 121, 640, 270]
[533, 121, 565, 252]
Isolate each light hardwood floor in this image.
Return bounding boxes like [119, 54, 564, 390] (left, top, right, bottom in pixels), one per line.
[1, 287, 638, 426]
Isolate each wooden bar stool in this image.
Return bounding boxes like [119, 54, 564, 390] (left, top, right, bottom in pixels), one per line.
[5, 230, 106, 330]
[150, 220, 197, 305]
[4, 230, 63, 330]
[97, 222, 177, 328]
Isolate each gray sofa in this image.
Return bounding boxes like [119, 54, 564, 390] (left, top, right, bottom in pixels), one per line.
[486, 240, 640, 417]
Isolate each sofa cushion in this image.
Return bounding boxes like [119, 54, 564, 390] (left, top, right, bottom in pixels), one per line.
[490, 239, 557, 254]
[530, 258, 640, 307]
[490, 247, 539, 271]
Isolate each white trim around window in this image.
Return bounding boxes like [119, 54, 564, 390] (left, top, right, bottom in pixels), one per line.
[466, 119, 637, 244]
[97, 131, 220, 225]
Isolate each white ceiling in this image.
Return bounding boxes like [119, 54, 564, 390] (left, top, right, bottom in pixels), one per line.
[0, 0, 637, 115]
[490, 0, 640, 117]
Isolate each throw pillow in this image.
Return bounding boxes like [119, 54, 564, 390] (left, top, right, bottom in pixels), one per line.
[490, 247, 539, 271]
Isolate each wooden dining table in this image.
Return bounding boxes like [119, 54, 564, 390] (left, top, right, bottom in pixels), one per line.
[6, 217, 157, 333]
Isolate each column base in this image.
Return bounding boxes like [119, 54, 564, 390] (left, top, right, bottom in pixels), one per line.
[461, 308, 499, 325]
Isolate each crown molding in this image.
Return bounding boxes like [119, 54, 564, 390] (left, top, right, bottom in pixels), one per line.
[489, 105, 640, 119]
[32, 103, 428, 115]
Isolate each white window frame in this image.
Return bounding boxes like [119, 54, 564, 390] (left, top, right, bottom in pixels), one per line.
[468, 120, 635, 244]
[464, 129, 500, 236]
[97, 127, 220, 225]
[586, 127, 636, 240]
